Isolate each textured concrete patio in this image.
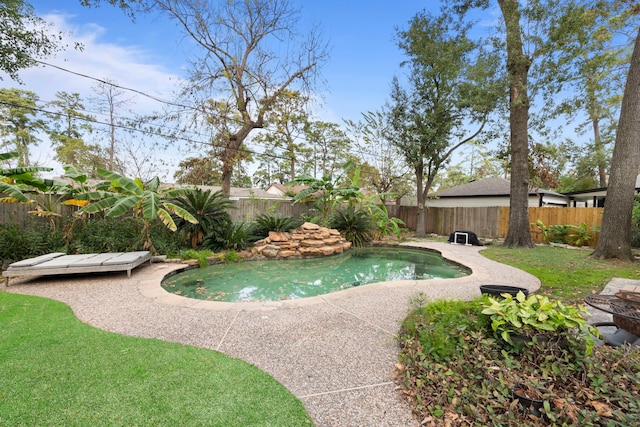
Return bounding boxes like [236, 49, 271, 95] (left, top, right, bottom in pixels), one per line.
[3, 241, 541, 426]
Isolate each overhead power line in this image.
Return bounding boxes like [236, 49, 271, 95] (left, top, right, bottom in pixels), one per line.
[13, 61, 395, 162]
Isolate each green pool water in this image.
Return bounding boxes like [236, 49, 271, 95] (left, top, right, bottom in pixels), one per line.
[162, 246, 469, 302]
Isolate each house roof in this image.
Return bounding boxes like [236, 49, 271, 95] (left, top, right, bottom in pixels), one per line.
[434, 177, 564, 198]
[50, 177, 289, 200]
[564, 175, 640, 201]
[266, 183, 308, 195]
[173, 184, 289, 200]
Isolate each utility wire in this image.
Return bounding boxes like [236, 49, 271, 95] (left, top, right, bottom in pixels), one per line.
[16, 61, 396, 161]
[0, 100, 291, 161]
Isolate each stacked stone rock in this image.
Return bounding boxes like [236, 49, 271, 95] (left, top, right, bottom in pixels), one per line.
[251, 222, 352, 259]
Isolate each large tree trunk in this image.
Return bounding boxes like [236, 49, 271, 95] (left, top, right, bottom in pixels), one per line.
[592, 28, 640, 260]
[219, 124, 255, 195]
[415, 168, 426, 237]
[499, 0, 535, 248]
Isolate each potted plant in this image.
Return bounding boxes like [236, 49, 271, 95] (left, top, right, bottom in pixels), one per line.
[481, 291, 596, 352]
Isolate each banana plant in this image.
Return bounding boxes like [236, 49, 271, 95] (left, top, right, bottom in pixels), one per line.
[0, 151, 53, 203]
[77, 168, 198, 251]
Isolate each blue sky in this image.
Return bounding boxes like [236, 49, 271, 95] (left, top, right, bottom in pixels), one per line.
[1, 0, 502, 179]
[6, 0, 442, 122]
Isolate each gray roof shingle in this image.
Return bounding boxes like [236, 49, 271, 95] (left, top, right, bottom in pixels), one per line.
[434, 177, 564, 197]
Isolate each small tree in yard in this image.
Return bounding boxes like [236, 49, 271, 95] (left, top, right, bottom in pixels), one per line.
[387, 11, 502, 237]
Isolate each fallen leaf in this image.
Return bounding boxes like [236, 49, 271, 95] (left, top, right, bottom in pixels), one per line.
[590, 401, 613, 418]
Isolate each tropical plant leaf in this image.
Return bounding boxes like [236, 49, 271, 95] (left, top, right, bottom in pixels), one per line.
[62, 165, 88, 184]
[0, 151, 19, 162]
[146, 176, 160, 192]
[108, 195, 140, 217]
[157, 208, 177, 231]
[138, 192, 160, 221]
[163, 202, 198, 224]
[97, 168, 142, 195]
[62, 199, 90, 207]
[74, 190, 116, 201]
[79, 197, 119, 214]
[1, 166, 53, 177]
[0, 181, 30, 202]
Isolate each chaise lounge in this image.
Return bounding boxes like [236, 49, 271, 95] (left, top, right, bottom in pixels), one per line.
[2, 251, 152, 286]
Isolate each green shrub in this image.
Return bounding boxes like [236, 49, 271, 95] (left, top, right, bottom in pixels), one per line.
[397, 298, 640, 425]
[204, 220, 257, 251]
[252, 213, 302, 238]
[224, 250, 242, 263]
[549, 224, 573, 244]
[0, 222, 65, 264]
[532, 219, 551, 243]
[148, 221, 184, 255]
[171, 189, 234, 248]
[481, 291, 596, 355]
[368, 202, 406, 240]
[329, 206, 373, 248]
[179, 249, 214, 268]
[65, 216, 147, 253]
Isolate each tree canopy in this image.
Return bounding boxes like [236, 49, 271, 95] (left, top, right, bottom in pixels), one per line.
[387, 10, 503, 236]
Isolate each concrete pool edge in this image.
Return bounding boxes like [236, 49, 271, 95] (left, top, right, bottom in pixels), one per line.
[139, 241, 542, 311]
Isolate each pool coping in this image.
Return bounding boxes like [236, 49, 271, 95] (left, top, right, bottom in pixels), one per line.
[138, 241, 542, 311]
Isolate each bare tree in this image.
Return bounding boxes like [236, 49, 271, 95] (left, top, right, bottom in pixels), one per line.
[90, 79, 136, 172]
[149, 0, 327, 194]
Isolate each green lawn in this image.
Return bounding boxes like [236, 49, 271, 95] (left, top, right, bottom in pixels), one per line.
[481, 244, 640, 302]
[0, 292, 312, 426]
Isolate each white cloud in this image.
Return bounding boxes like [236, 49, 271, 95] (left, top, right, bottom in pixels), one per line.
[0, 13, 186, 180]
[4, 13, 184, 110]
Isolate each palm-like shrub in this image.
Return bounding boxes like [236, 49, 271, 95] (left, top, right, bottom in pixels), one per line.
[330, 206, 373, 248]
[203, 220, 257, 251]
[252, 213, 302, 239]
[171, 189, 234, 248]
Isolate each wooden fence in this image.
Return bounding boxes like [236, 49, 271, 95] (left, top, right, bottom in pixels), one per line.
[0, 198, 311, 227]
[0, 197, 604, 247]
[386, 205, 604, 246]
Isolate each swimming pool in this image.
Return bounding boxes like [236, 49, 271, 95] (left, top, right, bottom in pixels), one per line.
[161, 246, 469, 302]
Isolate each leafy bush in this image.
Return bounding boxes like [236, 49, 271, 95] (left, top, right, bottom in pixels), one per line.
[65, 216, 147, 253]
[568, 222, 599, 247]
[532, 219, 551, 243]
[178, 249, 214, 268]
[171, 189, 234, 248]
[367, 202, 405, 240]
[329, 206, 373, 248]
[481, 291, 596, 354]
[397, 298, 640, 425]
[148, 221, 184, 256]
[252, 213, 302, 239]
[0, 222, 65, 265]
[549, 224, 573, 244]
[204, 220, 257, 251]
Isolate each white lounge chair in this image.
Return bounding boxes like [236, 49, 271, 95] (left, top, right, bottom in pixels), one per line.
[2, 251, 152, 286]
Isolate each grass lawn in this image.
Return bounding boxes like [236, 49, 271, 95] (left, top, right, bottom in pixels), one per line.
[481, 244, 640, 302]
[0, 291, 312, 426]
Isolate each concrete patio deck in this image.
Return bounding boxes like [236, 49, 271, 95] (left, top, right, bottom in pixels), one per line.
[2, 241, 542, 426]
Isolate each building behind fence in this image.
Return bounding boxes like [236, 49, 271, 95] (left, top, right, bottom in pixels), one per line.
[0, 198, 604, 247]
[386, 205, 604, 246]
